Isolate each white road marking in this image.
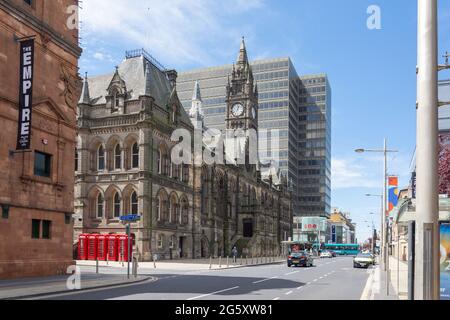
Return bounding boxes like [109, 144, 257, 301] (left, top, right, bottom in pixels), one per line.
[313, 279, 318, 282]
[285, 271, 299, 276]
[297, 286, 304, 290]
[286, 291, 293, 295]
[252, 276, 278, 284]
[273, 297, 280, 300]
[187, 286, 239, 300]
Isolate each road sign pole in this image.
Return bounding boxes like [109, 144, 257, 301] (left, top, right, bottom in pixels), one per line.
[127, 223, 131, 279]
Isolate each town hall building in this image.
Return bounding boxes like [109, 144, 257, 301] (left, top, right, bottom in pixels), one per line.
[74, 40, 292, 260]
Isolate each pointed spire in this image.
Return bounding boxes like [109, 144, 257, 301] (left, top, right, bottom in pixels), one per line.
[237, 36, 248, 65]
[192, 81, 202, 101]
[189, 81, 204, 126]
[79, 72, 91, 104]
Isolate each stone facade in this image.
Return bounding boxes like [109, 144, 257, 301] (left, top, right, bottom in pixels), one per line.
[74, 42, 292, 261]
[0, 0, 81, 278]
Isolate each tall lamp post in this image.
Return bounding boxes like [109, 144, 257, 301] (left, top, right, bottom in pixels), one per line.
[355, 140, 398, 296]
[416, 0, 440, 300]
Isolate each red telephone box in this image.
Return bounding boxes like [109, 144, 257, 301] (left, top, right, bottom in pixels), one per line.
[78, 234, 88, 260]
[97, 235, 108, 261]
[118, 235, 132, 262]
[107, 235, 118, 261]
[87, 234, 98, 260]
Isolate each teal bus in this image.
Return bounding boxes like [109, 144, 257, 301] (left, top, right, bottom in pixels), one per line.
[324, 243, 360, 256]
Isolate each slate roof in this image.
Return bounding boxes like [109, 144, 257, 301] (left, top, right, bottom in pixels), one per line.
[80, 55, 191, 125]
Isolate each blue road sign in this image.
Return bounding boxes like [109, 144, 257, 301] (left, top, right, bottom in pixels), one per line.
[120, 214, 141, 222]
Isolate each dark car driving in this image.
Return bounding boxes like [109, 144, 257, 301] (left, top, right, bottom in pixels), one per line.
[287, 251, 314, 267]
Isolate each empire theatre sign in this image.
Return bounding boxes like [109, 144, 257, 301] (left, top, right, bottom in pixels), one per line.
[16, 38, 35, 150]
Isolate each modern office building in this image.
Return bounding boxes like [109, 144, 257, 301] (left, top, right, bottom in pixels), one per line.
[178, 56, 332, 219]
[296, 74, 332, 218]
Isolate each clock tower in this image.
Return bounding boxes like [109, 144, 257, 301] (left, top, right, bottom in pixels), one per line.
[225, 38, 259, 168]
[226, 37, 259, 131]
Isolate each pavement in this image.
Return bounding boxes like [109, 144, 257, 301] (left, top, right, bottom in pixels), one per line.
[76, 256, 284, 271]
[0, 271, 151, 300]
[26, 256, 370, 300]
[362, 255, 408, 300]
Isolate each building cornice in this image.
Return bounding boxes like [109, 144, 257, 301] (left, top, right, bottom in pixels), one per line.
[0, 0, 82, 58]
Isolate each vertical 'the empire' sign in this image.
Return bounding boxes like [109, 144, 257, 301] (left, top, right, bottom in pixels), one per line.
[16, 39, 35, 150]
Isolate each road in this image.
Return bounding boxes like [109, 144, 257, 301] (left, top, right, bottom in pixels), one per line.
[34, 257, 372, 300]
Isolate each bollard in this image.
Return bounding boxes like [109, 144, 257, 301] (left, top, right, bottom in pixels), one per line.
[153, 254, 157, 269]
[219, 256, 222, 268]
[240, 256, 243, 265]
[246, 256, 248, 265]
[251, 255, 254, 265]
[132, 256, 138, 278]
[227, 256, 229, 268]
[209, 256, 212, 269]
[96, 258, 99, 274]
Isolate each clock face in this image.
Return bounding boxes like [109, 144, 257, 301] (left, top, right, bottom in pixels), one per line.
[251, 107, 257, 119]
[232, 103, 244, 117]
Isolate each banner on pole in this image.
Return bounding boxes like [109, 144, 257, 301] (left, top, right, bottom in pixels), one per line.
[16, 39, 35, 150]
[388, 176, 399, 215]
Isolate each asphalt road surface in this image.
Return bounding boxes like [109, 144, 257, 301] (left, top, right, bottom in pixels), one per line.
[34, 256, 372, 300]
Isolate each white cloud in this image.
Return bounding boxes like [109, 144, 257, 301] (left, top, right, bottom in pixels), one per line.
[80, 0, 265, 66]
[93, 52, 105, 60]
[331, 157, 380, 189]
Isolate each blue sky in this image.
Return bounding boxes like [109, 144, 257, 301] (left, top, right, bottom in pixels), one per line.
[79, 0, 450, 242]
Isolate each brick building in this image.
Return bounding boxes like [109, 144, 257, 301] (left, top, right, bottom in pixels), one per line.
[0, 0, 81, 278]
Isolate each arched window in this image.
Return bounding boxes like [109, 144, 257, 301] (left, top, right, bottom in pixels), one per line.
[113, 192, 120, 218]
[156, 149, 162, 174]
[98, 145, 105, 171]
[113, 90, 119, 110]
[182, 164, 189, 183]
[114, 144, 121, 170]
[132, 142, 139, 169]
[156, 197, 161, 221]
[75, 148, 79, 172]
[181, 198, 189, 225]
[168, 200, 172, 223]
[97, 193, 104, 218]
[164, 154, 170, 176]
[157, 234, 164, 249]
[130, 191, 138, 215]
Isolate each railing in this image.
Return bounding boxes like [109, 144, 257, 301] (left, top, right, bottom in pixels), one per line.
[125, 48, 167, 71]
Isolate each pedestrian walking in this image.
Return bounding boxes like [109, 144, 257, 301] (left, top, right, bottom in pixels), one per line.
[231, 246, 238, 263]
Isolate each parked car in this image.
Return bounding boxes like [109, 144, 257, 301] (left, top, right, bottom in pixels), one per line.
[353, 253, 375, 268]
[320, 250, 333, 258]
[287, 251, 314, 267]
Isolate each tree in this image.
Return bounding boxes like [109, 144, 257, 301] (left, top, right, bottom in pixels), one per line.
[438, 134, 450, 195]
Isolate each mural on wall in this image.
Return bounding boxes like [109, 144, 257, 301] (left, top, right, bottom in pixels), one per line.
[439, 133, 450, 195]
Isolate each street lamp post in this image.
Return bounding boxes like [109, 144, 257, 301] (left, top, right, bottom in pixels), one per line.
[356, 141, 398, 296]
[416, 0, 440, 300]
